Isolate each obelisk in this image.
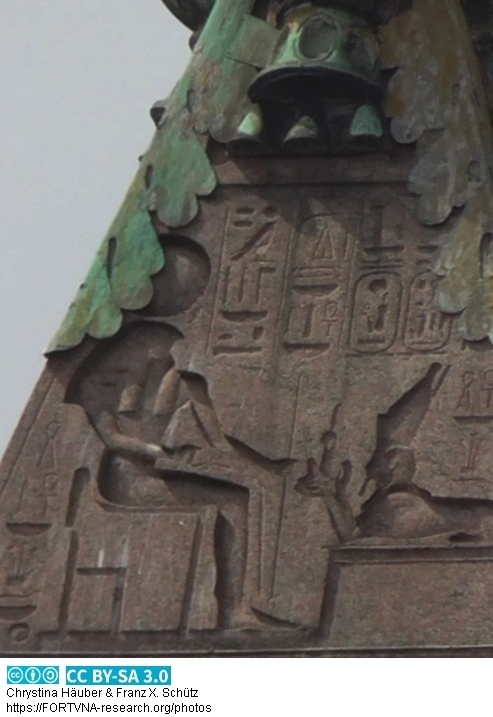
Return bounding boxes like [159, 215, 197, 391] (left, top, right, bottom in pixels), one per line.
[3, 0, 493, 656]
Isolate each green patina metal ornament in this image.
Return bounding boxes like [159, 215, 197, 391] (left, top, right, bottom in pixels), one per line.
[48, 0, 258, 353]
[48, 0, 493, 353]
[47, 0, 390, 352]
[230, 1, 385, 153]
[382, 0, 493, 342]
[250, 4, 381, 103]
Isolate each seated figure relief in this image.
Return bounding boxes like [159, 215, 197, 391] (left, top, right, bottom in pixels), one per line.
[67, 319, 296, 631]
[297, 363, 493, 545]
[358, 445, 493, 542]
[68, 323, 248, 628]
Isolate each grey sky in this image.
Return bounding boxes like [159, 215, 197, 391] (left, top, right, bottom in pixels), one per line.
[1, 2, 190, 454]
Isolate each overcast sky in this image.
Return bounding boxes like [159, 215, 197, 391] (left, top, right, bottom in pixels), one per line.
[1, 2, 190, 454]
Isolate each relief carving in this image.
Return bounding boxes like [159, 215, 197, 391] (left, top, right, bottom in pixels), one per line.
[296, 404, 354, 541]
[404, 272, 452, 352]
[357, 444, 493, 541]
[448, 364, 493, 489]
[10, 420, 62, 525]
[142, 235, 211, 319]
[296, 362, 493, 546]
[284, 215, 353, 351]
[66, 322, 296, 633]
[0, 538, 43, 599]
[0, 522, 66, 645]
[210, 203, 282, 356]
[7, 0, 493, 655]
[455, 368, 493, 416]
[5, 182, 493, 653]
[350, 273, 402, 352]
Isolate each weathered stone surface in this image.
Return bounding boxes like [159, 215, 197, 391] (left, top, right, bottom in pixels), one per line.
[3, 149, 493, 655]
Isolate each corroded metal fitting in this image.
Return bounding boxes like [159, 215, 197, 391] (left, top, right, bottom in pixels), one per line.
[250, 2, 382, 103]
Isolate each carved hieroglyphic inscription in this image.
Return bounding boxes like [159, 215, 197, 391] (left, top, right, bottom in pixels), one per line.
[284, 215, 354, 352]
[450, 364, 493, 489]
[455, 368, 493, 417]
[210, 203, 287, 357]
[13, 421, 61, 524]
[350, 273, 402, 352]
[349, 203, 452, 355]
[4, 167, 493, 655]
[404, 272, 451, 352]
